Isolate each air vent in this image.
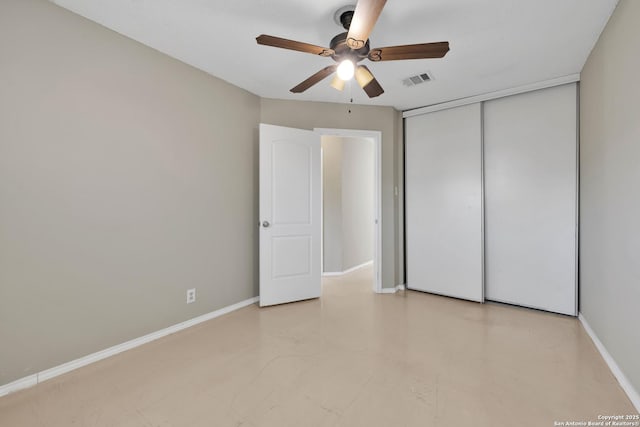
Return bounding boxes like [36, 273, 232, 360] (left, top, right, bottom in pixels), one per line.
[402, 71, 433, 87]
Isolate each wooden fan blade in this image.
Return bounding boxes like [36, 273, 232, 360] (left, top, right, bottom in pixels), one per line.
[256, 35, 334, 57]
[346, 0, 387, 49]
[290, 66, 338, 93]
[359, 66, 384, 98]
[368, 42, 450, 61]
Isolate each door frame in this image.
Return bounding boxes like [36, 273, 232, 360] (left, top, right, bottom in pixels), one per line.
[314, 128, 383, 294]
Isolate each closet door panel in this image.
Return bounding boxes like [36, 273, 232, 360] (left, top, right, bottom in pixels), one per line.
[406, 103, 483, 302]
[484, 84, 577, 315]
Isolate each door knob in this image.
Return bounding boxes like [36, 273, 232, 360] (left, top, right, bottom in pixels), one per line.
[262, 220, 270, 228]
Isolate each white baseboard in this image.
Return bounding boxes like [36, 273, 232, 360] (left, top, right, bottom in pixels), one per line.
[322, 260, 373, 277]
[0, 296, 259, 398]
[579, 313, 640, 412]
[379, 283, 406, 294]
[0, 375, 38, 397]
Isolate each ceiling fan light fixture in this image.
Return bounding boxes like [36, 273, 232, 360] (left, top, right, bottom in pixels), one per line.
[330, 74, 346, 91]
[256, 0, 450, 98]
[355, 66, 374, 88]
[337, 59, 355, 81]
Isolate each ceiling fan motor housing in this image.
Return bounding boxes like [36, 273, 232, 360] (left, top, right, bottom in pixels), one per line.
[330, 32, 370, 64]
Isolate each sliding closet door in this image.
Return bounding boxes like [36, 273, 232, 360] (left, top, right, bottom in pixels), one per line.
[406, 103, 483, 302]
[484, 84, 577, 315]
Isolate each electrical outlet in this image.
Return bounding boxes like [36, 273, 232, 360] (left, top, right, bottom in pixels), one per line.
[186, 288, 196, 304]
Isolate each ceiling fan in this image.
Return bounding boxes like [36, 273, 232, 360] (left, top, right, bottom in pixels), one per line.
[256, 0, 450, 98]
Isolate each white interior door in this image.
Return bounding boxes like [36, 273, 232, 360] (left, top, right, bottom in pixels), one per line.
[259, 124, 321, 307]
[405, 103, 484, 302]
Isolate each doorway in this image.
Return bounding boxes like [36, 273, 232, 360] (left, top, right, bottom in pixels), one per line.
[315, 128, 382, 294]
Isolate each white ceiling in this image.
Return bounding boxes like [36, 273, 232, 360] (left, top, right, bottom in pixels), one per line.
[51, 0, 618, 111]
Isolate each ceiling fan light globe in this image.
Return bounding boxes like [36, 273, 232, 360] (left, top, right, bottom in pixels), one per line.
[355, 66, 374, 88]
[330, 74, 346, 91]
[337, 59, 355, 80]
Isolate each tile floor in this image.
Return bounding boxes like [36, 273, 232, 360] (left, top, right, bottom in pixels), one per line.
[0, 266, 636, 426]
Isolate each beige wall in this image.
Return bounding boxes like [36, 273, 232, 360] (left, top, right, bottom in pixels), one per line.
[0, 0, 261, 386]
[321, 137, 343, 272]
[341, 137, 375, 270]
[261, 99, 403, 289]
[580, 0, 640, 396]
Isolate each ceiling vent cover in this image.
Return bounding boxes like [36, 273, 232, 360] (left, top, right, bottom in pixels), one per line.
[403, 72, 433, 87]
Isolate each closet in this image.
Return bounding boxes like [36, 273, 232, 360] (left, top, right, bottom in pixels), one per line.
[405, 83, 578, 316]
